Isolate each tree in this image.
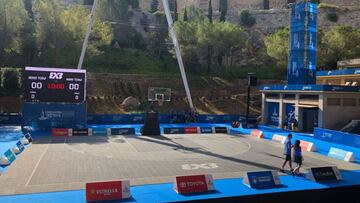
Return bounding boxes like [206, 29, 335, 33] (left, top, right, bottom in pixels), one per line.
[148, 12, 168, 59]
[183, 8, 188, 21]
[208, 0, 213, 23]
[212, 22, 246, 68]
[317, 26, 360, 70]
[264, 28, 290, 69]
[174, 0, 178, 21]
[169, 0, 178, 21]
[219, 0, 227, 22]
[150, 0, 159, 13]
[0, 0, 28, 66]
[3, 69, 20, 96]
[33, 0, 113, 67]
[239, 10, 256, 28]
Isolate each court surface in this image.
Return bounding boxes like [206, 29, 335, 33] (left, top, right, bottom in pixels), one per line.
[0, 133, 359, 196]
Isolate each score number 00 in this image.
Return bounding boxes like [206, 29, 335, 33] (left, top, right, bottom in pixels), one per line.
[31, 82, 79, 90]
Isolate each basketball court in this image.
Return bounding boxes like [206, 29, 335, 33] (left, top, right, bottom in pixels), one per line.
[1, 132, 359, 196]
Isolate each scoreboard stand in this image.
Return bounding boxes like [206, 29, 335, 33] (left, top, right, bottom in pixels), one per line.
[22, 67, 87, 131]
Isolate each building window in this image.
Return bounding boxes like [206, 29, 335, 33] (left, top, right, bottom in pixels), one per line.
[343, 98, 356, 106]
[327, 98, 340, 106]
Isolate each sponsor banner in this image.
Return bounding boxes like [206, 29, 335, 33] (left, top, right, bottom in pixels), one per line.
[251, 129, 264, 138]
[52, 128, 69, 136]
[92, 128, 108, 136]
[16, 141, 25, 153]
[174, 174, 214, 194]
[4, 149, 16, 164]
[110, 128, 135, 135]
[72, 128, 89, 136]
[214, 127, 228, 133]
[184, 127, 198, 134]
[243, 171, 280, 189]
[307, 166, 342, 182]
[200, 127, 213, 134]
[163, 127, 185, 134]
[328, 147, 355, 162]
[86, 180, 130, 202]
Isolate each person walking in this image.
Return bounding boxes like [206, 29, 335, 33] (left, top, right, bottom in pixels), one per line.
[292, 140, 303, 176]
[280, 133, 293, 173]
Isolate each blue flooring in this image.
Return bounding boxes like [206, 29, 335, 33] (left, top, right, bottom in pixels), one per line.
[1, 170, 359, 203]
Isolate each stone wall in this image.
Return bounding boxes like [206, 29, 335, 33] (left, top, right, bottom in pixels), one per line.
[227, 7, 360, 34]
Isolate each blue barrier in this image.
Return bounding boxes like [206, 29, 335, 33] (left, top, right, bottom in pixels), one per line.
[16, 141, 24, 153]
[314, 128, 360, 148]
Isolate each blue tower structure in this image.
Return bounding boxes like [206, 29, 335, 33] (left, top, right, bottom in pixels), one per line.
[288, 2, 317, 84]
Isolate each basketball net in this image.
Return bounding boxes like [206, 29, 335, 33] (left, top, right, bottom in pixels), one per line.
[158, 99, 164, 107]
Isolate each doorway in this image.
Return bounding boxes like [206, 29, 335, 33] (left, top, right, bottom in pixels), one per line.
[302, 108, 318, 132]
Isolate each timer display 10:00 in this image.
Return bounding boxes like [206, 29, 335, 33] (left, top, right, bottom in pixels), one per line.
[30, 82, 80, 90]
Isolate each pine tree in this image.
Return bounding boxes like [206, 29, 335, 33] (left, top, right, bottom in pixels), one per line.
[219, 0, 227, 22]
[183, 7, 188, 21]
[208, 0, 213, 23]
[174, 0, 178, 21]
[150, 0, 159, 13]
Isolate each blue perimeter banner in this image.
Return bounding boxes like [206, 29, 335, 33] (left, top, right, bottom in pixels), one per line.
[87, 114, 242, 124]
[314, 128, 360, 148]
[22, 102, 86, 130]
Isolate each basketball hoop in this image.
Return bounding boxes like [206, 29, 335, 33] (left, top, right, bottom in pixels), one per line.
[148, 87, 171, 108]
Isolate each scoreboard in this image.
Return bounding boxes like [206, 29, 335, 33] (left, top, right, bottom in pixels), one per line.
[24, 67, 86, 103]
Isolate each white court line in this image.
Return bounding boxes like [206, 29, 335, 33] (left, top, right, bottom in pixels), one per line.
[25, 143, 50, 187]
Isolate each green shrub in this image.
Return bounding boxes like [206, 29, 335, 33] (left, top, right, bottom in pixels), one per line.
[326, 13, 338, 22]
[239, 10, 256, 28]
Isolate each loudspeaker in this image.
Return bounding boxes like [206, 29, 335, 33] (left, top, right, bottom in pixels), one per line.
[248, 75, 257, 86]
[141, 111, 161, 136]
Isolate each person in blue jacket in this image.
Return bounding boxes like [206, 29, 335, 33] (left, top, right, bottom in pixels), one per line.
[292, 140, 303, 176]
[280, 133, 294, 173]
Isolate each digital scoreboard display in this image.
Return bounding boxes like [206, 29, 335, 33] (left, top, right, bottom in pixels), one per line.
[24, 67, 86, 103]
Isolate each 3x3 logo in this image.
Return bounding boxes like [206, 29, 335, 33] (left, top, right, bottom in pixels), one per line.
[49, 72, 63, 80]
